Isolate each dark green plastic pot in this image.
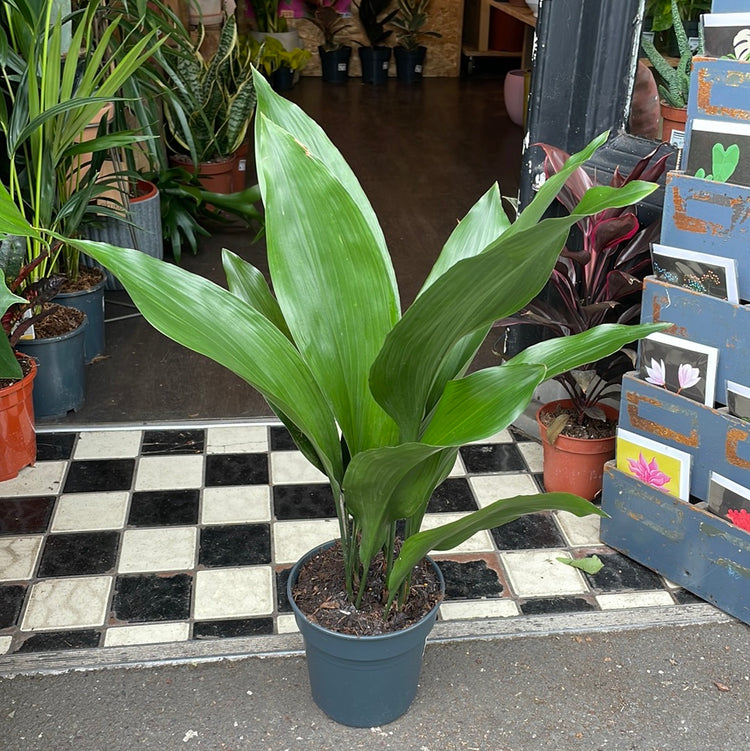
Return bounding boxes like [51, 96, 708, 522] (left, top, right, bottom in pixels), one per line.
[288, 540, 444, 727]
[17, 312, 87, 419]
[55, 274, 106, 362]
[359, 46, 391, 85]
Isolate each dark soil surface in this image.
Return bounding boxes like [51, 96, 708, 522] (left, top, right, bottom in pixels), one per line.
[59, 267, 104, 293]
[540, 402, 617, 440]
[33, 303, 85, 339]
[0, 355, 33, 389]
[291, 541, 443, 636]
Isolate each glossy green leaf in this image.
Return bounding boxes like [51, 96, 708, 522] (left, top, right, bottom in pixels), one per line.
[557, 555, 604, 574]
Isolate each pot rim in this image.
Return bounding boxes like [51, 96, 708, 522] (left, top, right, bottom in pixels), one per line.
[0, 353, 37, 393]
[536, 398, 618, 445]
[287, 539, 445, 642]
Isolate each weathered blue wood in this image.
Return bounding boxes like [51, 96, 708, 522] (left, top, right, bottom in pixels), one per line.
[711, 0, 749, 12]
[687, 58, 750, 127]
[619, 373, 750, 503]
[600, 463, 750, 627]
[640, 276, 750, 399]
[660, 172, 750, 300]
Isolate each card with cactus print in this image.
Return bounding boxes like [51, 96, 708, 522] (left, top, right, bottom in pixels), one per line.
[638, 332, 719, 407]
[616, 428, 691, 501]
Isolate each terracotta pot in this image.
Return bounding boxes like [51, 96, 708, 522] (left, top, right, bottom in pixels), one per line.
[170, 150, 247, 194]
[660, 102, 687, 148]
[503, 69, 527, 126]
[0, 354, 37, 481]
[537, 399, 617, 501]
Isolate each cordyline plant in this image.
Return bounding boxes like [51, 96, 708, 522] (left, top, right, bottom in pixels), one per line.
[498, 142, 671, 435]
[73, 71, 666, 615]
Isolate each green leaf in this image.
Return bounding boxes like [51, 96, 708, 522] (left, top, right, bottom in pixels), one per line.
[255, 114, 399, 456]
[388, 493, 606, 598]
[711, 143, 740, 183]
[72, 239, 344, 486]
[557, 555, 604, 575]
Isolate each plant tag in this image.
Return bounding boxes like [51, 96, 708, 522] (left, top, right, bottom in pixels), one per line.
[237, 159, 246, 173]
[381, 61, 388, 70]
[415, 65, 423, 73]
[669, 129, 685, 150]
[15, 309, 35, 340]
[337, 63, 347, 71]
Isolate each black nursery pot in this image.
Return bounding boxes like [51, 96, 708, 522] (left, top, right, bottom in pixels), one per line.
[319, 45, 351, 83]
[270, 65, 295, 92]
[358, 45, 391, 85]
[394, 45, 427, 83]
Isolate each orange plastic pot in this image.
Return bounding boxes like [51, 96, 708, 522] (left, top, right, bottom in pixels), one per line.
[660, 102, 687, 148]
[0, 354, 37, 482]
[536, 399, 617, 501]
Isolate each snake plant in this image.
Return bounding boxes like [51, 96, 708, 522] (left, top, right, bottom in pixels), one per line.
[70, 71, 666, 614]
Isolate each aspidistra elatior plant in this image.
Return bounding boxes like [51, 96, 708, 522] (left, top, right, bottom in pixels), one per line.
[76, 70, 666, 614]
[498, 142, 671, 425]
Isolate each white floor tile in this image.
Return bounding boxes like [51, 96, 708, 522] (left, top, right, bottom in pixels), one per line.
[51, 492, 129, 532]
[0, 536, 43, 582]
[439, 599, 519, 620]
[22, 576, 112, 631]
[194, 566, 273, 619]
[276, 614, 300, 634]
[118, 527, 197, 573]
[0, 635, 11, 654]
[104, 622, 189, 647]
[419, 513, 495, 553]
[206, 425, 269, 454]
[134, 455, 204, 491]
[596, 591, 675, 610]
[468, 429, 513, 444]
[517, 441, 544, 473]
[273, 519, 340, 564]
[469, 473, 540, 508]
[555, 510, 602, 546]
[74, 431, 143, 459]
[201, 486, 271, 524]
[447, 454, 466, 477]
[0, 462, 67, 496]
[270, 451, 327, 485]
[501, 550, 588, 597]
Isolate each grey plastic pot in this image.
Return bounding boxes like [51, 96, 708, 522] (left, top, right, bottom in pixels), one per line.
[17, 312, 87, 419]
[55, 274, 106, 363]
[287, 540, 444, 727]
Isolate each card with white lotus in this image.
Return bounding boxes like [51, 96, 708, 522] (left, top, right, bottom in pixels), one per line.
[638, 332, 719, 407]
[615, 428, 692, 501]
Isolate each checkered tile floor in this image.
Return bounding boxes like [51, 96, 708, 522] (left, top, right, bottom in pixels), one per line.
[0, 421, 703, 658]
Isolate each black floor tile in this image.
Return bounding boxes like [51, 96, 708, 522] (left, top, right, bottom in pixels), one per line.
[490, 513, 566, 550]
[273, 484, 336, 519]
[193, 617, 274, 639]
[205, 454, 268, 486]
[199, 525, 271, 567]
[269, 426, 296, 451]
[0, 585, 26, 628]
[276, 568, 292, 612]
[672, 587, 705, 605]
[37, 532, 120, 577]
[35, 433, 76, 461]
[127, 490, 200, 527]
[113, 574, 192, 622]
[0, 496, 55, 534]
[63, 459, 135, 493]
[460, 443, 526, 473]
[427, 478, 478, 513]
[437, 559, 504, 599]
[141, 429, 205, 455]
[16, 630, 101, 652]
[584, 551, 665, 591]
[519, 596, 597, 615]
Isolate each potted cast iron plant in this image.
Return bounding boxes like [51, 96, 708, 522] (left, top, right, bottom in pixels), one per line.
[390, 0, 441, 83]
[79, 71, 665, 727]
[355, 0, 397, 84]
[498, 142, 671, 501]
[304, 0, 353, 83]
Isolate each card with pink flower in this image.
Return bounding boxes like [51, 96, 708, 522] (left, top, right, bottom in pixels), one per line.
[615, 428, 692, 500]
[638, 332, 719, 407]
[708, 471, 750, 532]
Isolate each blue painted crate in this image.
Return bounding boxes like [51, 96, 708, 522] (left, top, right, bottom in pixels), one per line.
[687, 57, 750, 127]
[640, 276, 750, 396]
[660, 172, 750, 300]
[600, 463, 750, 626]
[619, 373, 750, 503]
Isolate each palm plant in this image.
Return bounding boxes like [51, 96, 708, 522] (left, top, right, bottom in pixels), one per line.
[76, 71, 667, 614]
[0, 0, 163, 280]
[390, 0, 441, 51]
[244, 0, 289, 33]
